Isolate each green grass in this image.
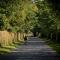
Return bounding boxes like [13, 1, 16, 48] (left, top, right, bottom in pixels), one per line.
[45, 39, 60, 54]
[0, 48, 11, 54]
[0, 41, 24, 54]
[0, 45, 16, 54]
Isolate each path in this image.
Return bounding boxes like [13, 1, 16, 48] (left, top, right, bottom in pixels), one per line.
[0, 37, 60, 60]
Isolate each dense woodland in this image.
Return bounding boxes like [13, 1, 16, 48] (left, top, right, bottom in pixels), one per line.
[0, 0, 60, 47]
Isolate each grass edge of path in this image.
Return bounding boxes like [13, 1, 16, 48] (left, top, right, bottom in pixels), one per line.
[43, 38, 60, 54]
[0, 41, 24, 55]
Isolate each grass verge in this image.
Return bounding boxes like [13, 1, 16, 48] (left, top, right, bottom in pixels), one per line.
[0, 41, 24, 55]
[45, 39, 60, 54]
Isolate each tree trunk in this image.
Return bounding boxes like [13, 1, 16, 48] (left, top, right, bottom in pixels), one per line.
[17, 32, 18, 41]
[51, 33, 53, 40]
[56, 25, 58, 42]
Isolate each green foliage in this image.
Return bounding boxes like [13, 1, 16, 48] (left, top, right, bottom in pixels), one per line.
[0, 0, 60, 41]
[0, 0, 37, 32]
[34, 0, 60, 42]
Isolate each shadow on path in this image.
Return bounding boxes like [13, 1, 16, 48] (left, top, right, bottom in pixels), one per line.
[0, 37, 60, 60]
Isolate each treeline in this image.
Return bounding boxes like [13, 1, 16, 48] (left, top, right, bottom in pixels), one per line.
[0, 0, 60, 47]
[32, 0, 60, 42]
[0, 0, 38, 47]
